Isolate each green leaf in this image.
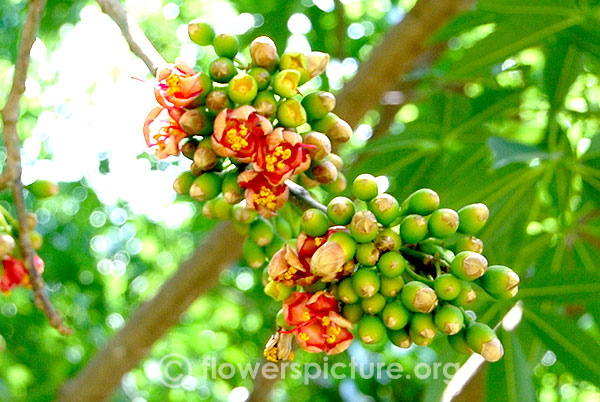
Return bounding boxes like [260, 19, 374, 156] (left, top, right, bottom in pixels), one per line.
[477, 0, 581, 16]
[543, 36, 583, 111]
[431, 10, 497, 43]
[487, 136, 558, 169]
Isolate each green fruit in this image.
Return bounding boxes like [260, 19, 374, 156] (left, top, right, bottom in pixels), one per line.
[388, 328, 412, 348]
[377, 251, 406, 278]
[401, 281, 438, 313]
[382, 301, 411, 330]
[243, 238, 265, 269]
[434, 304, 464, 335]
[301, 208, 329, 237]
[375, 228, 401, 252]
[252, 90, 277, 118]
[380, 276, 405, 298]
[27, 180, 59, 198]
[478, 265, 519, 299]
[327, 196, 355, 225]
[350, 210, 379, 243]
[356, 243, 380, 267]
[328, 231, 357, 262]
[352, 174, 378, 201]
[209, 57, 236, 83]
[342, 303, 364, 323]
[448, 331, 472, 354]
[249, 218, 274, 246]
[410, 313, 437, 341]
[264, 280, 293, 301]
[454, 235, 484, 254]
[433, 273, 461, 300]
[352, 268, 381, 298]
[399, 214, 428, 244]
[277, 98, 307, 127]
[428, 208, 459, 238]
[213, 33, 239, 58]
[222, 171, 243, 204]
[302, 91, 336, 120]
[404, 188, 440, 216]
[265, 236, 286, 259]
[450, 251, 488, 281]
[357, 315, 387, 345]
[338, 278, 359, 304]
[173, 171, 196, 195]
[213, 196, 233, 220]
[273, 69, 301, 98]
[452, 280, 477, 308]
[361, 294, 386, 315]
[206, 88, 233, 114]
[190, 172, 222, 201]
[188, 20, 215, 45]
[369, 193, 400, 226]
[233, 204, 257, 224]
[248, 67, 271, 91]
[458, 203, 489, 235]
[280, 52, 309, 84]
[228, 74, 258, 104]
[466, 322, 504, 362]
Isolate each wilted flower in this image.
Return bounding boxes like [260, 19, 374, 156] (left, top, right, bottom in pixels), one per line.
[264, 331, 295, 362]
[143, 107, 187, 159]
[238, 170, 288, 218]
[1, 255, 44, 294]
[154, 61, 204, 109]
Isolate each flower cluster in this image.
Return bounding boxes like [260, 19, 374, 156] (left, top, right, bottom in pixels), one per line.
[1, 255, 44, 294]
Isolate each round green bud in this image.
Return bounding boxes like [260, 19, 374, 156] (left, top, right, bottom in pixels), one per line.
[197, 73, 213, 102]
[350, 210, 379, 243]
[303, 280, 327, 293]
[399, 214, 428, 244]
[428, 208, 459, 238]
[173, 171, 196, 195]
[222, 171, 243, 204]
[242, 238, 265, 269]
[448, 331, 472, 354]
[252, 90, 277, 119]
[181, 138, 199, 160]
[328, 231, 357, 262]
[30, 231, 43, 250]
[375, 228, 401, 253]
[405, 188, 440, 216]
[327, 118, 352, 143]
[458, 203, 489, 235]
[311, 112, 338, 132]
[265, 236, 286, 259]
[273, 216, 293, 240]
[382, 301, 411, 330]
[273, 69, 301, 98]
[450, 251, 488, 281]
[361, 293, 386, 315]
[180, 107, 213, 135]
[388, 328, 412, 348]
[466, 322, 504, 362]
[452, 280, 477, 308]
[27, 180, 59, 198]
[264, 280, 293, 301]
[280, 52, 309, 84]
[206, 88, 233, 114]
[478, 265, 519, 299]
[338, 277, 359, 304]
[369, 193, 400, 226]
[276, 98, 307, 128]
[342, 303, 364, 323]
[380, 276, 405, 298]
[302, 91, 336, 120]
[401, 281, 438, 313]
[454, 235, 484, 254]
[410, 313, 438, 341]
[249, 218, 274, 246]
[213, 33, 239, 58]
[377, 251, 406, 278]
[356, 242, 380, 267]
[434, 304, 464, 335]
[352, 268, 381, 298]
[250, 36, 279, 71]
[228, 74, 259, 104]
[248, 67, 271, 91]
[309, 160, 338, 184]
[303, 131, 331, 161]
[233, 203, 258, 224]
[188, 20, 215, 45]
[190, 172, 222, 201]
[201, 199, 217, 219]
[433, 273, 461, 300]
[352, 173, 378, 201]
[357, 315, 387, 345]
[234, 222, 250, 235]
[327, 196, 355, 225]
[324, 172, 347, 194]
[209, 57, 236, 83]
[301, 208, 330, 237]
[213, 196, 233, 220]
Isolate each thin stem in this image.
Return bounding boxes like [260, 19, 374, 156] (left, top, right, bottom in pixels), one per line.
[404, 263, 434, 285]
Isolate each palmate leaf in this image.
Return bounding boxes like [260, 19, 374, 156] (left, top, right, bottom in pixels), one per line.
[487, 136, 558, 169]
[543, 35, 584, 112]
[477, 0, 581, 17]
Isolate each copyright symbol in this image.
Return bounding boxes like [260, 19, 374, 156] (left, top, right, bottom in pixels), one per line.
[159, 353, 192, 388]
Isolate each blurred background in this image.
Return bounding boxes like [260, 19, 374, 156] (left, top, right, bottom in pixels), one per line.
[1, 0, 600, 401]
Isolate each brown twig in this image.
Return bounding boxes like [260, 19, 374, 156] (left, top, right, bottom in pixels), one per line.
[1, 0, 72, 335]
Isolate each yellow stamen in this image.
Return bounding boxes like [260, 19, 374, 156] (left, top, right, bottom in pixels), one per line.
[226, 125, 250, 151]
[166, 74, 181, 96]
[264, 347, 278, 362]
[298, 332, 309, 341]
[265, 145, 292, 172]
[326, 335, 336, 344]
[253, 186, 278, 210]
[302, 311, 311, 322]
[322, 316, 331, 326]
[315, 237, 323, 246]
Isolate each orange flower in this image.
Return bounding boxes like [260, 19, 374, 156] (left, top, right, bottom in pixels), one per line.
[238, 170, 288, 218]
[1, 255, 44, 294]
[212, 106, 273, 163]
[143, 107, 187, 159]
[154, 61, 204, 109]
[268, 244, 318, 287]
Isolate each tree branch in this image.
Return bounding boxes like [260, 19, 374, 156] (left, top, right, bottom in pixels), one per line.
[1, 0, 72, 335]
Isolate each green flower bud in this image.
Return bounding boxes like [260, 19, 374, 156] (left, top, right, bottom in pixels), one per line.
[399, 214, 428, 244]
[273, 69, 301, 98]
[356, 242, 380, 267]
[233, 203, 257, 224]
[361, 293, 386, 315]
[190, 172, 222, 201]
[265, 236, 286, 259]
[243, 238, 265, 269]
[450, 251, 488, 281]
[452, 280, 477, 308]
[338, 277, 359, 304]
[433, 273, 461, 300]
[377, 251, 406, 278]
[369, 193, 400, 226]
[458, 203, 489, 235]
[194, 137, 219, 171]
[448, 331, 472, 354]
[273, 216, 293, 240]
[357, 315, 387, 345]
[311, 112, 338, 134]
[352, 268, 381, 298]
[410, 313, 438, 341]
[302, 91, 336, 120]
[252, 91, 277, 119]
[454, 235, 484, 254]
[301, 208, 329, 237]
[213, 33, 239, 58]
[327, 153, 343, 171]
[280, 52, 309, 84]
[277, 98, 307, 128]
[328, 231, 356, 262]
[309, 160, 337, 184]
[234, 221, 250, 235]
[380, 276, 404, 298]
[264, 280, 293, 301]
[310, 233, 355, 280]
[352, 173, 378, 201]
[202, 199, 217, 219]
[303, 280, 327, 293]
[388, 328, 412, 348]
[0, 234, 15, 257]
[248, 67, 271, 91]
[478, 265, 519, 299]
[428, 208, 459, 238]
[249, 218, 274, 246]
[250, 36, 279, 71]
[382, 301, 411, 330]
[403, 188, 440, 216]
[181, 138, 199, 160]
[466, 322, 504, 362]
[197, 73, 213, 102]
[307, 51, 330, 79]
[30, 231, 43, 250]
[327, 118, 352, 143]
[188, 20, 215, 45]
[324, 173, 347, 194]
[213, 196, 233, 220]
[327, 196, 355, 225]
[303, 131, 331, 161]
[222, 172, 243, 204]
[27, 180, 59, 198]
[401, 281, 438, 313]
[179, 107, 213, 135]
[173, 171, 196, 195]
[350, 210, 379, 243]
[228, 74, 259, 104]
[209, 57, 237, 83]
[374, 228, 401, 253]
[434, 304, 464, 335]
[206, 88, 233, 114]
[342, 303, 364, 323]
